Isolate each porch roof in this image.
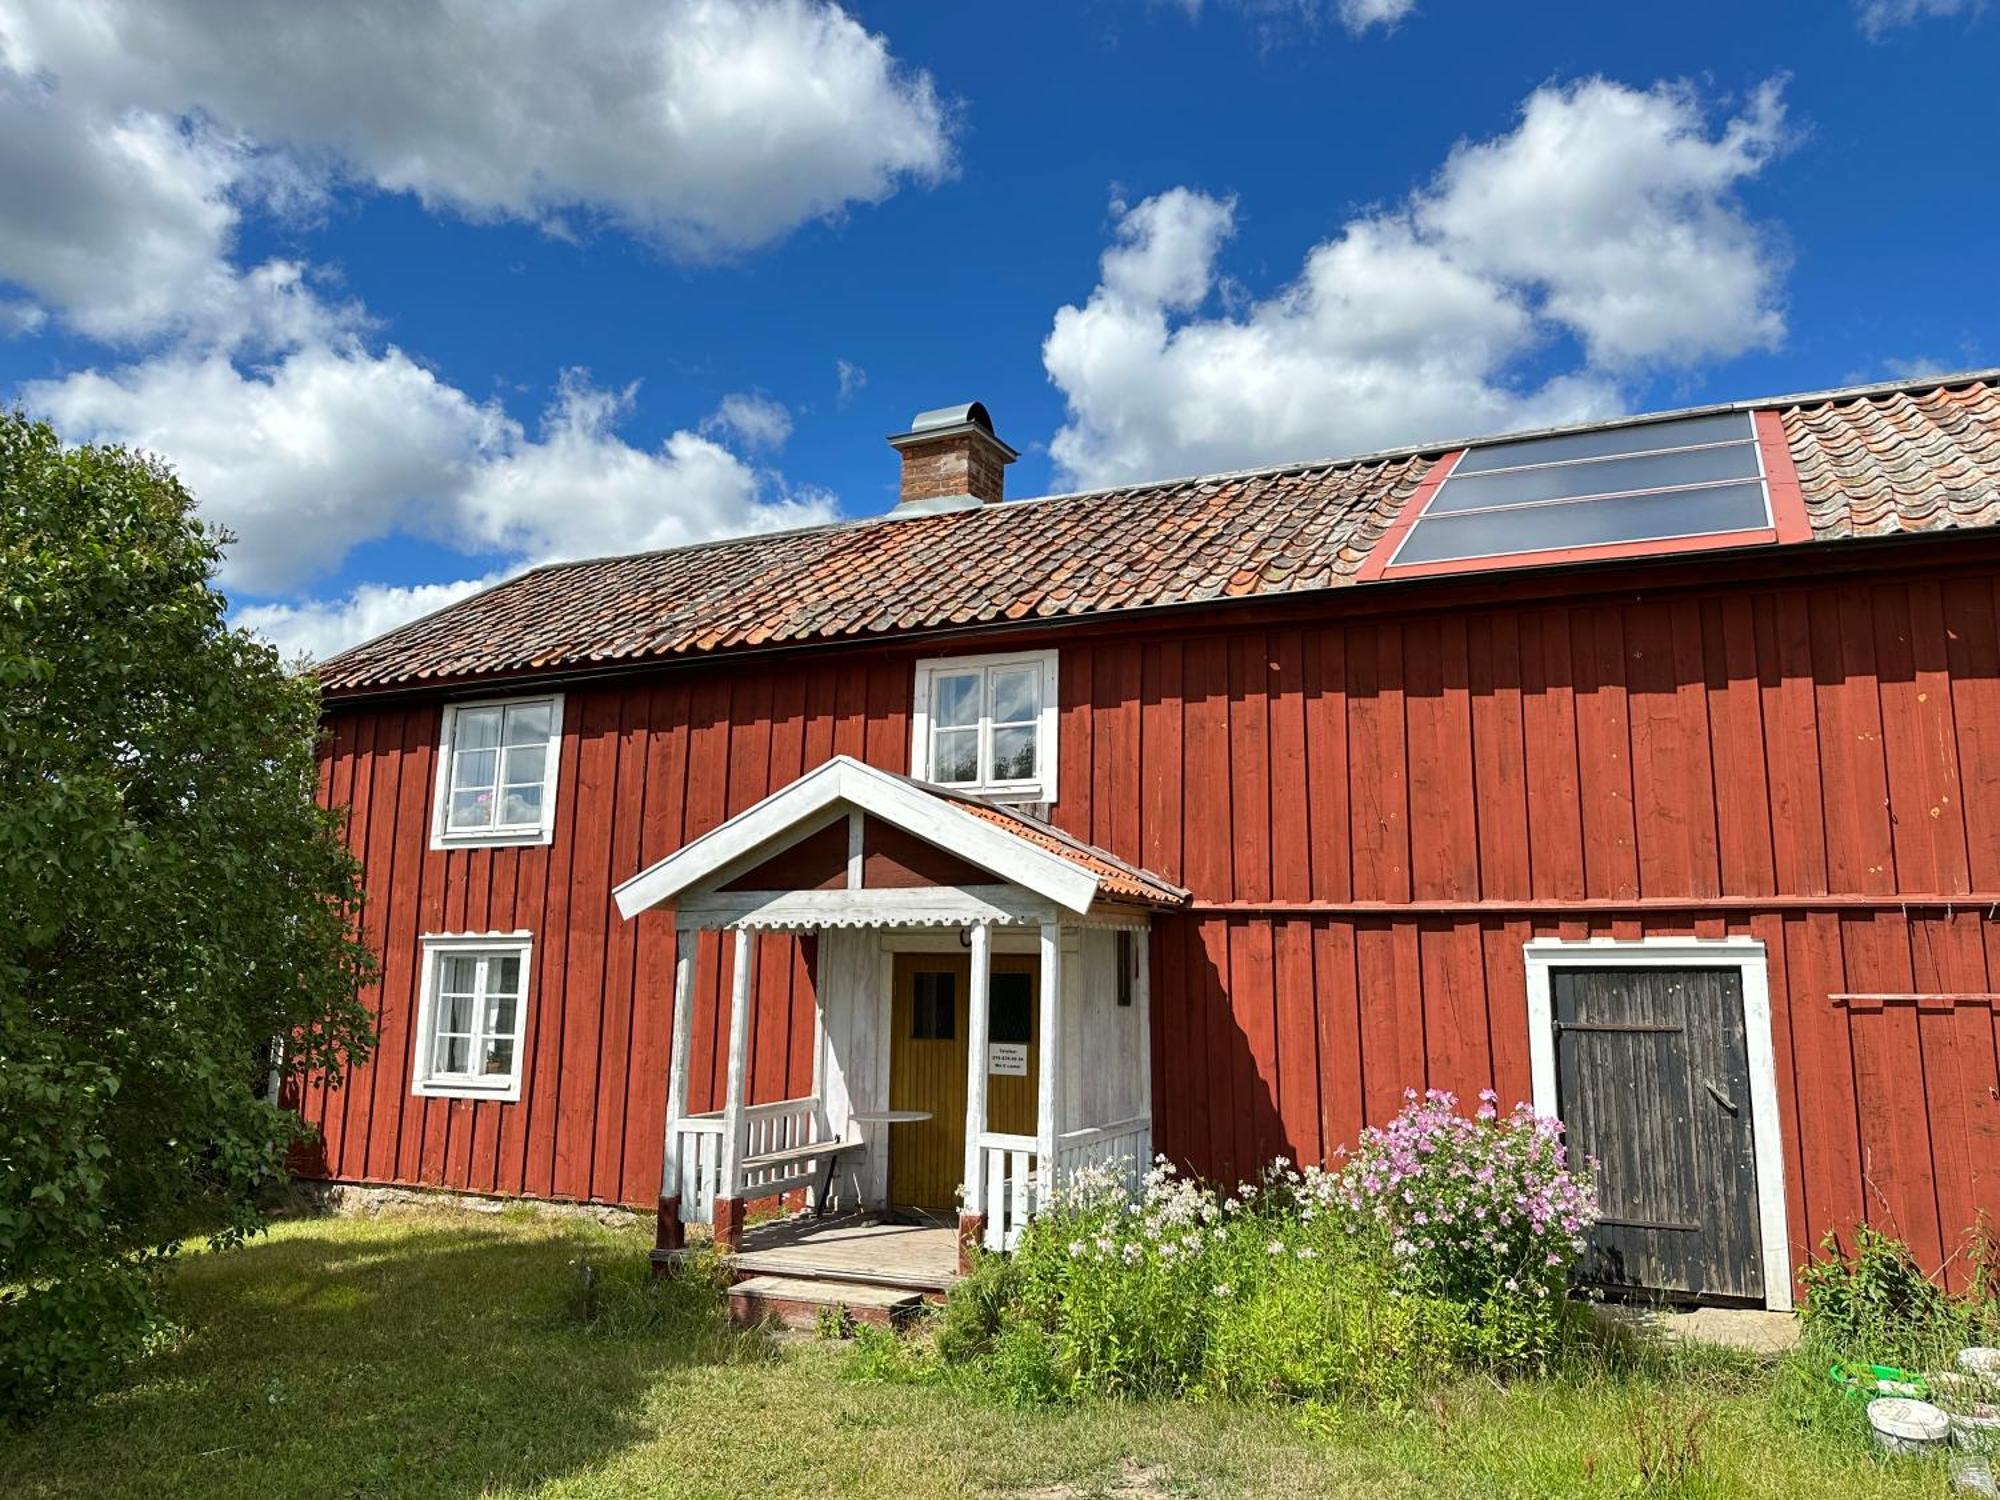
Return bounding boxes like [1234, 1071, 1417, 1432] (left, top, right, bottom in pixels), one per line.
[612, 755, 1188, 922]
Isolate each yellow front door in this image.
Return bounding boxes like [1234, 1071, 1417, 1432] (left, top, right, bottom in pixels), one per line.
[888, 953, 1039, 1213]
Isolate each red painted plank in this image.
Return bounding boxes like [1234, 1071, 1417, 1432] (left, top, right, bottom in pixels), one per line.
[1056, 646, 1094, 846]
[1301, 627, 1351, 902]
[1346, 624, 1409, 903]
[1468, 612, 1530, 900]
[520, 702, 584, 1199]
[1094, 643, 1142, 864]
[1940, 578, 2000, 890]
[1758, 591, 1829, 895]
[1841, 913, 1944, 1272]
[1418, 919, 1490, 1100]
[1139, 640, 1185, 887]
[1181, 638, 1232, 898]
[1481, 919, 1533, 1109]
[1311, 922, 1363, 1160]
[1519, 608, 1585, 901]
[1404, 616, 1479, 901]
[1272, 918, 1320, 1167]
[1906, 913, 1996, 1286]
[1572, 605, 1638, 900]
[1228, 919, 1280, 1169]
[1703, 596, 1776, 897]
[367, 710, 433, 1183]
[1876, 583, 1973, 898]
[1226, 633, 1273, 903]
[1813, 588, 1897, 895]
[592, 690, 650, 1203]
[1268, 631, 1312, 904]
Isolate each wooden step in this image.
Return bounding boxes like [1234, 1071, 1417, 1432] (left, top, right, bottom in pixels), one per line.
[727, 1274, 926, 1332]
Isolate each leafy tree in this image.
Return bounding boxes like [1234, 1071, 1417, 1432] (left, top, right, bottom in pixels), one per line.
[0, 410, 374, 1416]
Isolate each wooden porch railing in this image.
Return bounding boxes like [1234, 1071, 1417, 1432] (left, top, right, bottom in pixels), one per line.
[977, 1132, 1039, 1251]
[1052, 1115, 1151, 1198]
[670, 1094, 842, 1224]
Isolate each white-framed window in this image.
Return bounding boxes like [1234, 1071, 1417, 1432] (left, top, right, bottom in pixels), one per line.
[910, 649, 1059, 802]
[412, 933, 533, 1100]
[431, 694, 563, 849]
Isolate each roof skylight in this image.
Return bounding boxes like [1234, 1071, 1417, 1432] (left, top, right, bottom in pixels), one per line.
[1388, 410, 1772, 569]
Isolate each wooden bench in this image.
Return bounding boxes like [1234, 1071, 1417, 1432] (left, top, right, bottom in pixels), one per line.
[739, 1137, 866, 1217]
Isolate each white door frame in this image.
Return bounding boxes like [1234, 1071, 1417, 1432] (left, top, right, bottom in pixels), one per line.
[1522, 936, 1792, 1312]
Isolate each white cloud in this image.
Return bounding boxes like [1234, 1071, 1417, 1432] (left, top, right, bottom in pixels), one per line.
[26, 343, 511, 593]
[1856, 0, 1982, 37]
[1170, 0, 1416, 37]
[835, 357, 867, 404]
[1, 0, 953, 261]
[1043, 78, 1789, 488]
[702, 391, 793, 452]
[237, 574, 505, 665]
[28, 352, 838, 656]
[0, 70, 338, 345]
[1335, 0, 1416, 33]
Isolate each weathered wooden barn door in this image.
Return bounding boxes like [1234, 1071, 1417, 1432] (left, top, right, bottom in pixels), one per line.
[1552, 966, 1764, 1302]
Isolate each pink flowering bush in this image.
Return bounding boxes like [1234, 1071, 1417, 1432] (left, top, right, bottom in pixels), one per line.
[1336, 1088, 1597, 1358]
[874, 1092, 1597, 1406]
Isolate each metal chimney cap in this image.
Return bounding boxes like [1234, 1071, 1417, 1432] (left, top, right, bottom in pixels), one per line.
[909, 401, 994, 436]
[887, 400, 1018, 461]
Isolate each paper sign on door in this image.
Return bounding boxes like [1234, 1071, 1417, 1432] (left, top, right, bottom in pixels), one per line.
[988, 1043, 1028, 1076]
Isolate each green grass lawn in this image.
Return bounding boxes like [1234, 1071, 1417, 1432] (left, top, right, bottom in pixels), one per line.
[0, 1208, 1960, 1498]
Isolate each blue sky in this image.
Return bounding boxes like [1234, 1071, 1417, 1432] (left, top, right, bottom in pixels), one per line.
[2, 0, 1994, 657]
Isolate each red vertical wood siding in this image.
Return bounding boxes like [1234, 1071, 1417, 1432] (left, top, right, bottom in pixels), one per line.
[316, 566, 2000, 1287]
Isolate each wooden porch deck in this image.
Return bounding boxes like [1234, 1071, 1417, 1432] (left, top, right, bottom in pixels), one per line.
[724, 1212, 960, 1293]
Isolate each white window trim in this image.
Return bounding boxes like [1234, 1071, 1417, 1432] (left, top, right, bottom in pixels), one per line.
[430, 693, 564, 850]
[411, 932, 534, 1101]
[910, 649, 1059, 804]
[1522, 936, 1792, 1311]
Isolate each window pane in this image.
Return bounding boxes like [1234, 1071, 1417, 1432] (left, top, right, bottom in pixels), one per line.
[481, 1036, 515, 1076]
[991, 724, 1037, 781]
[455, 706, 502, 751]
[1394, 481, 1770, 566]
[436, 1033, 471, 1075]
[438, 990, 475, 1034]
[1451, 411, 1752, 475]
[931, 727, 977, 783]
[911, 971, 956, 1040]
[989, 665, 1040, 724]
[503, 700, 554, 746]
[1425, 441, 1759, 514]
[451, 747, 498, 792]
[442, 955, 479, 994]
[503, 744, 547, 787]
[990, 973, 1033, 1044]
[931, 672, 981, 728]
[484, 992, 518, 1043]
[499, 787, 543, 828]
[448, 788, 493, 829]
[489, 954, 521, 997]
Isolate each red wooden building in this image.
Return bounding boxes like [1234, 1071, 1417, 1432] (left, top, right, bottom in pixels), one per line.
[306, 375, 2000, 1311]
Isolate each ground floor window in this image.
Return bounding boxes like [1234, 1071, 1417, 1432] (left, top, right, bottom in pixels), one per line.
[412, 933, 533, 1100]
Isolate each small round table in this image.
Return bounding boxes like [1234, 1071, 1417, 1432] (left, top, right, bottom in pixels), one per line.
[847, 1109, 933, 1125]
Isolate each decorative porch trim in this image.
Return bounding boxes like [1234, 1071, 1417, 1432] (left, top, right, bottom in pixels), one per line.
[613, 755, 1099, 920]
[673, 885, 1058, 932]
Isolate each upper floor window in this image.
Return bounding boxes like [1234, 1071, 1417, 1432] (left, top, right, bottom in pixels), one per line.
[911, 650, 1058, 802]
[412, 933, 532, 1100]
[432, 694, 563, 848]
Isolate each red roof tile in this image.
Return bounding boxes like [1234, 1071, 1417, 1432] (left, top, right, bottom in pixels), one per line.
[316, 372, 2000, 696]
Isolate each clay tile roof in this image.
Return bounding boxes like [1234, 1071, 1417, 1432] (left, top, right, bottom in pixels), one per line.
[1780, 378, 2000, 540]
[915, 782, 1189, 907]
[316, 371, 2000, 697]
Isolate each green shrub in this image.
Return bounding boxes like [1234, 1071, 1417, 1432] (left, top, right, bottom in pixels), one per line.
[1334, 1088, 1596, 1365]
[1797, 1225, 1998, 1366]
[891, 1094, 1599, 1412]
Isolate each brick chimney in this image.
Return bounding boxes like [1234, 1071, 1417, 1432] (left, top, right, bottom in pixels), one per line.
[887, 402, 1018, 513]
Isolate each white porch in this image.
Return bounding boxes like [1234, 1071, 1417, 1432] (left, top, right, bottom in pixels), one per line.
[613, 756, 1187, 1270]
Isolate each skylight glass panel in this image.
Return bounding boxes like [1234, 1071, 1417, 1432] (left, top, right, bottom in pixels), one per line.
[1388, 410, 1771, 569]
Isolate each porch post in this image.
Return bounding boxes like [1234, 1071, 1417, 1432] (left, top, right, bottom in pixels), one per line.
[655, 937, 697, 1256]
[1135, 926, 1153, 1167]
[958, 920, 993, 1271]
[1036, 919, 1064, 1211]
[713, 924, 755, 1250]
